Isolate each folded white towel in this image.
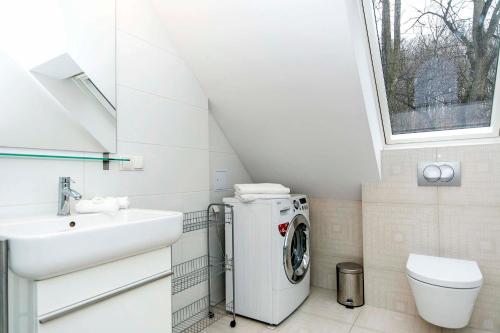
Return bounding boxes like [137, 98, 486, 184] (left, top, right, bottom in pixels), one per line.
[115, 197, 130, 209]
[75, 197, 120, 214]
[234, 183, 290, 195]
[235, 193, 291, 203]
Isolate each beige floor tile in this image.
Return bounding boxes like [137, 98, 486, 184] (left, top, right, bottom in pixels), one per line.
[300, 287, 360, 324]
[204, 316, 268, 333]
[350, 327, 382, 333]
[355, 305, 441, 333]
[443, 328, 496, 333]
[274, 312, 352, 333]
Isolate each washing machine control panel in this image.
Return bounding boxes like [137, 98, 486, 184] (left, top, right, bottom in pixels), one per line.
[292, 196, 308, 213]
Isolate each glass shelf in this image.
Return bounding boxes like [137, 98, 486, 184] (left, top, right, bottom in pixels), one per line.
[0, 152, 129, 162]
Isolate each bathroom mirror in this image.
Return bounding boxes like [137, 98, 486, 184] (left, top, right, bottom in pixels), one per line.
[0, 0, 116, 153]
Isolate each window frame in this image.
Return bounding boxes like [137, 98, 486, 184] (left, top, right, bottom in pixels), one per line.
[361, 0, 500, 145]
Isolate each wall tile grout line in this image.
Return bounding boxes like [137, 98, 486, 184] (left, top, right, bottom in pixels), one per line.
[116, 29, 180, 58]
[117, 140, 209, 152]
[435, 147, 441, 258]
[116, 83, 209, 112]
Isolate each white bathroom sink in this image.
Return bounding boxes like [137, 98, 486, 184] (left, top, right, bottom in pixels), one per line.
[0, 209, 183, 280]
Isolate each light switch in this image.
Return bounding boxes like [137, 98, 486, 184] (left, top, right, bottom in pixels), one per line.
[120, 156, 144, 171]
[214, 170, 229, 191]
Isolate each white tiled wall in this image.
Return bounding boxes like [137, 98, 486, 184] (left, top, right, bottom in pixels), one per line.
[208, 114, 252, 203]
[363, 144, 500, 332]
[0, 0, 210, 219]
[0, 0, 253, 315]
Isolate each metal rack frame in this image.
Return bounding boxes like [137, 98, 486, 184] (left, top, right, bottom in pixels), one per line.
[207, 204, 236, 328]
[0, 238, 8, 333]
[172, 296, 234, 333]
[171, 204, 236, 333]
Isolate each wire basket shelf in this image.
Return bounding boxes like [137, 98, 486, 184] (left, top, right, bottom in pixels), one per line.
[172, 256, 208, 295]
[183, 208, 233, 234]
[172, 256, 232, 295]
[173, 204, 236, 333]
[183, 210, 210, 233]
[172, 296, 234, 333]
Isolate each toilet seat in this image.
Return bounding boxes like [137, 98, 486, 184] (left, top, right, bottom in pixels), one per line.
[407, 254, 482, 289]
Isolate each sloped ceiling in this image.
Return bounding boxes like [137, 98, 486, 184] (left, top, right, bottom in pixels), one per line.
[153, 0, 382, 199]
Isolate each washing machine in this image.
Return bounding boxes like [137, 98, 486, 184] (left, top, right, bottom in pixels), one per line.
[223, 194, 310, 325]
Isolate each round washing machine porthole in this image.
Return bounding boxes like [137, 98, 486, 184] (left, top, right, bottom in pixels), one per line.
[283, 214, 310, 284]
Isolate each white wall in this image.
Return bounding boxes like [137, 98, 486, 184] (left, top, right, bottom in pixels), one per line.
[0, 0, 253, 315]
[0, 0, 118, 153]
[0, 0, 116, 106]
[151, 0, 382, 200]
[0, 53, 106, 152]
[60, 0, 116, 106]
[209, 113, 252, 203]
[0, 0, 210, 219]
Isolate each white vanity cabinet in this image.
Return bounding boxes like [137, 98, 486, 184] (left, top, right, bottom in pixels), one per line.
[37, 276, 171, 333]
[10, 247, 173, 333]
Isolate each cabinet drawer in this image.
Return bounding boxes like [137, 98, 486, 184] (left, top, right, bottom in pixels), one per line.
[38, 274, 172, 333]
[37, 246, 171, 315]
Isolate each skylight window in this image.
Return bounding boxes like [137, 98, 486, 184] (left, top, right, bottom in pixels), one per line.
[73, 73, 116, 119]
[363, 0, 500, 143]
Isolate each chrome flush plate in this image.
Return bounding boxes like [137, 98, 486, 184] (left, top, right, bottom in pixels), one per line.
[417, 161, 461, 186]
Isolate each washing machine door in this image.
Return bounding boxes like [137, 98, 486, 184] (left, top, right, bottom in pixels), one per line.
[283, 214, 310, 284]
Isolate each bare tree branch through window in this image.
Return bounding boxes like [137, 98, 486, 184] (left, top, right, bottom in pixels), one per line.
[372, 0, 500, 134]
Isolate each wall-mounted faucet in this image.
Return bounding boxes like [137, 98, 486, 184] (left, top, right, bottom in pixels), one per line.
[58, 177, 82, 216]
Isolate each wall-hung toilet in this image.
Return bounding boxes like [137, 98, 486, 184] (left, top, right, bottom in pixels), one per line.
[406, 254, 483, 329]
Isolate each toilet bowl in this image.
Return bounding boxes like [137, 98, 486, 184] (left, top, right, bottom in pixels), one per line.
[406, 254, 482, 329]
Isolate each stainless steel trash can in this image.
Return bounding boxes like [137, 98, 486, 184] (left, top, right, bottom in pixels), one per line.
[336, 262, 364, 308]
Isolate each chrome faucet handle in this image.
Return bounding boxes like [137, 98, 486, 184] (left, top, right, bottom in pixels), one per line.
[57, 177, 82, 216]
[59, 176, 75, 184]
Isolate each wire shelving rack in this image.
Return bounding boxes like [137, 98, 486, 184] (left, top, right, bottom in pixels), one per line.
[171, 204, 236, 333]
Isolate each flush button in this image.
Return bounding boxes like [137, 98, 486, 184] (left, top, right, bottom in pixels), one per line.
[423, 165, 441, 182]
[418, 161, 461, 186]
[439, 164, 454, 182]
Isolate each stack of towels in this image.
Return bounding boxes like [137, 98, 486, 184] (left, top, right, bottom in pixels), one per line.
[75, 197, 130, 214]
[234, 183, 291, 202]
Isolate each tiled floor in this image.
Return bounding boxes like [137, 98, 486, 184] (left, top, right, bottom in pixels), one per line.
[204, 287, 484, 333]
